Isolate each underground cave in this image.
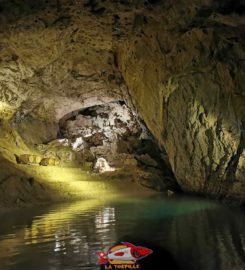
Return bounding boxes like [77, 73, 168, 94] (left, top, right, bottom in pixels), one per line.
[0, 0, 244, 270]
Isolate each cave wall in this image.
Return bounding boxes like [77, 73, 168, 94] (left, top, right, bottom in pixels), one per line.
[117, 0, 245, 200]
[0, 0, 125, 145]
[0, 0, 244, 201]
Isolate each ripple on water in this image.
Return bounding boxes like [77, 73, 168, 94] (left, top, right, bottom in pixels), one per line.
[0, 196, 244, 270]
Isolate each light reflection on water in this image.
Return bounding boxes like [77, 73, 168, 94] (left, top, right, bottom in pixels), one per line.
[0, 196, 244, 270]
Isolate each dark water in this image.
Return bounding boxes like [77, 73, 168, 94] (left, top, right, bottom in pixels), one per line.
[0, 195, 244, 270]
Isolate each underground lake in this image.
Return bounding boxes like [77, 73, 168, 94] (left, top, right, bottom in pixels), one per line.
[0, 195, 244, 270]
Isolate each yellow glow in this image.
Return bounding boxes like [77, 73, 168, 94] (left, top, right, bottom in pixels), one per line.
[0, 102, 15, 119]
[0, 199, 106, 260]
[16, 165, 118, 200]
[0, 101, 10, 110]
[23, 200, 103, 244]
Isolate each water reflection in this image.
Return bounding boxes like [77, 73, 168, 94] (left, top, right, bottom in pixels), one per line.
[0, 196, 244, 270]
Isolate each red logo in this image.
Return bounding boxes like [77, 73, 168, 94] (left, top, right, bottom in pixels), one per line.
[96, 242, 153, 268]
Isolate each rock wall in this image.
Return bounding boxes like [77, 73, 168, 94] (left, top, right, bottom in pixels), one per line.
[117, 0, 245, 201]
[0, 0, 125, 145]
[0, 0, 244, 202]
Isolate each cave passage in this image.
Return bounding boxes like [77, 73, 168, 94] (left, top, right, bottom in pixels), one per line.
[56, 101, 176, 190]
[0, 0, 244, 270]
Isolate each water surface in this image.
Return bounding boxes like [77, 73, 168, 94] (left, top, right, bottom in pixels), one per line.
[0, 195, 244, 270]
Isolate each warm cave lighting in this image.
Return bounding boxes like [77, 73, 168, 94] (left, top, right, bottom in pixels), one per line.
[0, 101, 6, 110]
[0, 0, 244, 270]
[0, 101, 13, 118]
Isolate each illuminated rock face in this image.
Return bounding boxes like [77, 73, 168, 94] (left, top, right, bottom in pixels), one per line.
[59, 102, 143, 161]
[0, 0, 244, 202]
[57, 101, 175, 191]
[60, 102, 141, 144]
[117, 1, 245, 201]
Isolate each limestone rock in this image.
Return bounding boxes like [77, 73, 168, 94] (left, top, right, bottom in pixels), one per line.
[82, 149, 96, 163]
[124, 157, 138, 167]
[16, 154, 42, 165]
[0, 0, 244, 202]
[117, 140, 130, 154]
[136, 154, 158, 168]
[82, 162, 93, 172]
[117, 1, 245, 200]
[85, 133, 106, 147]
[94, 157, 115, 173]
[40, 158, 59, 166]
[236, 150, 245, 182]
